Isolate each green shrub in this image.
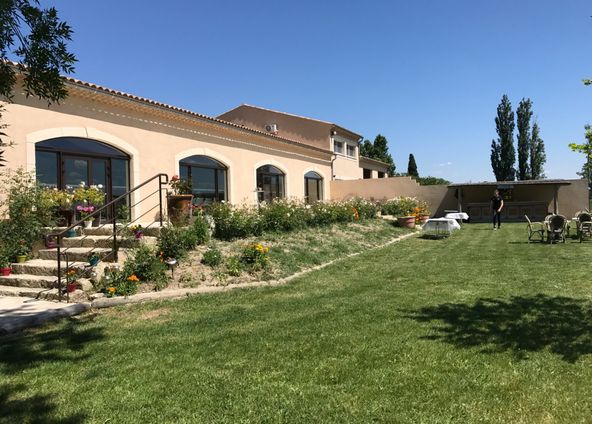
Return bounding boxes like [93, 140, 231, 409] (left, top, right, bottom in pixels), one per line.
[158, 226, 190, 260]
[202, 247, 223, 267]
[350, 198, 379, 219]
[192, 210, 210, 245]
[0, 168, 56, 261]
[207, 202, 262, 240]
[259, 198, 308, 232]
[226, 256, 243, 277]
[123, 244, 168, 290]
[380, 197, 419, 217]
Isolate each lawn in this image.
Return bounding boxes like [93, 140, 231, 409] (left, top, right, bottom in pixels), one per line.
[2, 223, 592, 423]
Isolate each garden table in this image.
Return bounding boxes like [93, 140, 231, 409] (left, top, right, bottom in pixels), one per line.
[445, 212, 469, 226]
[422, 218, 460, 237]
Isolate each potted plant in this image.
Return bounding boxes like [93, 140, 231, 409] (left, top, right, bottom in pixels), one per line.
[66, 227, 78, 238]
[15, 239, 29, 263]
[44, 234, 59, 249]
[88, 252, 100, 267]
[66, 267, 79, 293]
[50, 189, 75, 227]
[129, 224, 144, 239]
[76, 204, 96, 229]
[395, 197, 419, 229]
[167, 175, 193, 225]
[413, 201, 431, 225]
[0, 251, 11, 276]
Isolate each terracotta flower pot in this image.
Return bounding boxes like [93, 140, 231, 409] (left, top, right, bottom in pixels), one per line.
[0, 267, 11, 277]
[397, 216, 417, 229]
[419, 215, 430, 225]
[167, 194, 193, 225]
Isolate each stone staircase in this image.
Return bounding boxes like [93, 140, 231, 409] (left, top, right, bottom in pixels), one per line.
[0, 224, 160, 302]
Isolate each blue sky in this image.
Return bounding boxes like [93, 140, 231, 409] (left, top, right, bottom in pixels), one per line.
[46, 0, 591, 183]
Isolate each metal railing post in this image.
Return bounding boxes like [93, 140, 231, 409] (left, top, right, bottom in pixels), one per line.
[111, 201, 117, 263]
[159, 175, 164, 227]
[57, 241, 62, 302]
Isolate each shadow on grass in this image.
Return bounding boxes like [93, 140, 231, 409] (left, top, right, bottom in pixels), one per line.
[0, 316, 103, 422]
[0, 383, 87, 423]
[403, 294, 592, 362]
[0, 316, 105, 375]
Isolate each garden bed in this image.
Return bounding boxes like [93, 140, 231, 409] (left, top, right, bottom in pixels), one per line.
[159, 218, 411, 290]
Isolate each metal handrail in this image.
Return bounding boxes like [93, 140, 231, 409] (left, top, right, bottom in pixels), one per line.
[51, 173, 169, 301]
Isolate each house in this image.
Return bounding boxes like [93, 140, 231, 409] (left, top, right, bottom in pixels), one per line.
[1, 73, 387, 220]
[218, 104, 390, 182]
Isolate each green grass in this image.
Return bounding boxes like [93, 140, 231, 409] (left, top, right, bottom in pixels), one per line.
[2, 223, 592, 423]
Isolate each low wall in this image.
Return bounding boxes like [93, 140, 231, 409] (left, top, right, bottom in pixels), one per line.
[329, 176, 457, 217]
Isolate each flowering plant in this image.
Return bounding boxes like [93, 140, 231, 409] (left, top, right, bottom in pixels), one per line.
[73, 182, 105, 205]
[45, 188, 75, 209]
[169, 175, 192, 195]
[66, 267, 79, 284]
[15, 239, 29, 256]
[76, 204, 95, 221]
[240, 242, 270, 271]
[129, 224, 143, 233]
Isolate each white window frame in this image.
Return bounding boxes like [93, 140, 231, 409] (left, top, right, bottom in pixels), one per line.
[333, 140, 344, 154]
[346, 144, 356, 158]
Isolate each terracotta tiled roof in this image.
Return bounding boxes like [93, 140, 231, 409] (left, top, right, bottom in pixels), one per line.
[61, 76, 332, 155]
[5, 61, 332, 156]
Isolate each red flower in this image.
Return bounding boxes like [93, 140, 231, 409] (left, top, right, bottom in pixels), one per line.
[171, 175, 180, 182]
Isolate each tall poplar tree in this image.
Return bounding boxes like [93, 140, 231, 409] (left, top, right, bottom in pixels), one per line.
[530, 122, 546, 180]
[490, 95, 516, 181]
[516, 98, 533, 180]
[407, 153, 418, 177]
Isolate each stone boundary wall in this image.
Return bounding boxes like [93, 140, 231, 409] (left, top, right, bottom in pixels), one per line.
[330, 176, 457, 217]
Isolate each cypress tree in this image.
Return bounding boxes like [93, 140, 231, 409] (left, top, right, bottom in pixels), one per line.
[516, 98, 533, 180]
[490, 95, 516, 181]
[407, 153, 419, 177]
[530, 122, 546, 180]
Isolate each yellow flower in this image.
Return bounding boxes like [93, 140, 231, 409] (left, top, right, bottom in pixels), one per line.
[108, 287, 116, 294]
[127, 274, 139, 282]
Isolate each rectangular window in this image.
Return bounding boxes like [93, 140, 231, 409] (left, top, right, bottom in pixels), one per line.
[363, 169, 372, 179]
[346, 144, 356, 157]
[333, 140, 343, 154]
[378, 171, 385, 178]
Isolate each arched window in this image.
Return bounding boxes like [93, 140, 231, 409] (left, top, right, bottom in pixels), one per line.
[179, 155, 227, 204]
[304, 171, 323, 203]
[256, 165, 285, 203]
[35, 137, 130, 202]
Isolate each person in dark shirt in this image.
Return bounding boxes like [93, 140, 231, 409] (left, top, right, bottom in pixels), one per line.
[491, 189, 504, 229]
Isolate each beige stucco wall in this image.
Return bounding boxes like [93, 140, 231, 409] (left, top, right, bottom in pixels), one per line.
[1, 85, 333, 220]
[330, 176, 456, 216]
[218, 105, 332, 151]
[333, 155, 362, 180]
[359, 157, 389, 177]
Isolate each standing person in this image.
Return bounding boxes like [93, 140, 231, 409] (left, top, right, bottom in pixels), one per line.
[491, 189, 504, 230]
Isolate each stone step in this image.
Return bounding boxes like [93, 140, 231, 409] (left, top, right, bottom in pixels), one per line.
[61, 235, 158, 248]
[0, 273, 58, 289]
[0, 285, 87, 302]
[81, 223, 165, 237]
[39, 247, 113, 262]
[11, 259, 88, 277]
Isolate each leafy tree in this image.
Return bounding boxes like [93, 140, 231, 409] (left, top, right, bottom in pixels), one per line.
[490, 95, 516, 181]
[516, 98, 533, 180]
[359, 139, 374, 158]
[569, 125, 592, 192]
[415, 176, 451, 185]
[371, 134, 396, 176]
[360, 134, 396, 176]
[0, 0, 76, 166]
[529, 121, 546, 180]
[407, 153, 418, 177]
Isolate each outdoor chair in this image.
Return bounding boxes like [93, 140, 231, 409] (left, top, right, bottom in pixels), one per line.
[546, 214, 567, 244]
[575, 211, 592, 242]
[525, 215, 544, 243]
